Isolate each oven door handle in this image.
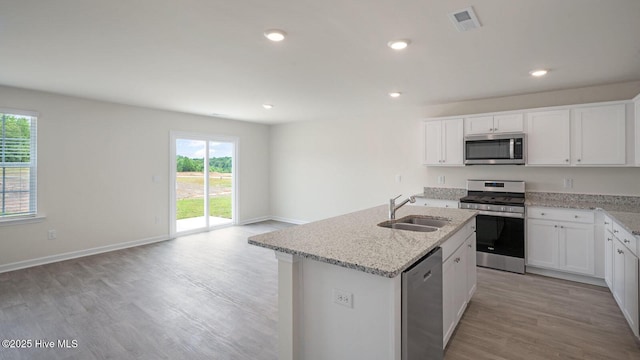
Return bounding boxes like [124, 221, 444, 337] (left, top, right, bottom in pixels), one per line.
[477, 210, 525, 219]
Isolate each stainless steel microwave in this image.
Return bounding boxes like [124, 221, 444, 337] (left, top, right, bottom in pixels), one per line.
[464, 133, 526, 165]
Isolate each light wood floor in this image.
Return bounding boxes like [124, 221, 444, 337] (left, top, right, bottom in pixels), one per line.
[1, 221, 639, 360]
[446, 268, 640, 360]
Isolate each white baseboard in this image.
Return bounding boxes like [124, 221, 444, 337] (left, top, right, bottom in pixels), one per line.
[0, 235, 171, 274]
[0, 215, 309, 274]
[237, 216, 272, 225]
[270, 216, 310, 225]
[526, 266, 607, 287]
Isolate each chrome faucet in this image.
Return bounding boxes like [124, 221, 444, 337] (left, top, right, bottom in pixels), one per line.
[389, 194, 416, 220]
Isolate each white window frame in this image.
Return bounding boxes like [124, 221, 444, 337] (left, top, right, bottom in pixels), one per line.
[169, 131, 239, 236]
[0, 108, 40, 224]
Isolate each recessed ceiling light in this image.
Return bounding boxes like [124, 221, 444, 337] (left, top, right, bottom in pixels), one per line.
[389, 92, 402, 98]
[264, 29, 286, 42]
[387, 40, 410, 50]
[529, 69, 548, 77]
[263, 104, 274, 109]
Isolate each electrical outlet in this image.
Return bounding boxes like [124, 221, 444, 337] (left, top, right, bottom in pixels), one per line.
[47, 230, 57, 240]
[437, 175, 445, 184]
[563, 178, 573, 188]
[395, 174, 402, 183]
[333, 289, 353, 308]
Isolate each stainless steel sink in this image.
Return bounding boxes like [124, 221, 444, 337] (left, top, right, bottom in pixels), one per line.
[398, 216, 450, 228]
[378, 215, 450, 232]
[379, 222, 439, 232]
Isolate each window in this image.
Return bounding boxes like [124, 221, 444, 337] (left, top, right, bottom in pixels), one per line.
[1, 109, 37, 219]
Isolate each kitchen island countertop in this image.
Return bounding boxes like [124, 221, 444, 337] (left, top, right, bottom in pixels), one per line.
[248, 205, 477, 278]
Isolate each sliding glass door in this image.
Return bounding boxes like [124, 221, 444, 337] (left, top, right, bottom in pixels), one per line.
[170, 133, 237, 235]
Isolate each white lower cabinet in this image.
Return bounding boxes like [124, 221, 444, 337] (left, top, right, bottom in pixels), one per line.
[442, 226, 476, 348]
[612, 239, 639, 337]
[466, 235, 477, 299]
[527, 207, 595, 276]
[604, 230, 614, 289]
[561, 223, 595, 274]
[527, 219, 558, 268]
[607, 216, 640, 338]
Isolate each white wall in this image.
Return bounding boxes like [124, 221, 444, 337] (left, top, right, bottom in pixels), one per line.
[0, 85, 270, 268]
[270, 114, 426, 222]
[271, 81, 640, 222]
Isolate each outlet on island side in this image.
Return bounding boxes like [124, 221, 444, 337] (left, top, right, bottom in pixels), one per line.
[47, 229, 57, 240]
[333, 289, 353, 308]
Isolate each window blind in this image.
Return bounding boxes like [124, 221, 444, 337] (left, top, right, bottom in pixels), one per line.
[0, 109, 37, 219]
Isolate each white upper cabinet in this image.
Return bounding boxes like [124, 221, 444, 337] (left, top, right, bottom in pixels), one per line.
[425, 98, 634, 167]
[571, 104, 626, 165]
[423, 119, 463, 166]
[465, 113, 523, 135]
[464, 116, 493, 135]
[635, 94, 640, 166]
[526, 104, 626, 166]
[526, 110, 571, 165]
[423, 121, 443, 165]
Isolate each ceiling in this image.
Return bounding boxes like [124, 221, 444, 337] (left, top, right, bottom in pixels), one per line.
[1, 0, 639, 124]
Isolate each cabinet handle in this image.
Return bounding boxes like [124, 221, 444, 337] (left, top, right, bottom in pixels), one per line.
[577, 159, 581, 162]
[624, 239, 630, 244]
[574, 215, 578, 218]
[565, 159, 569, 162]
[618, 249, 624, 255]
[541, 212, 545, 216]
[607, 237, 612, 241]
[604, 221, 609, 225]
[468, 244, 472, 248]
[554, 225, 558, 228]
[454, 257, 461, 263]
[560, 225, 564, 229]
[614, 230, 619, 233]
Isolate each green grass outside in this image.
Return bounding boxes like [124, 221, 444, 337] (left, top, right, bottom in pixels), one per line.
[176, 195, 232, 220]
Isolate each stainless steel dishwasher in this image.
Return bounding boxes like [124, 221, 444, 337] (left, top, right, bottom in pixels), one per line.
[402, 247, 443, 360]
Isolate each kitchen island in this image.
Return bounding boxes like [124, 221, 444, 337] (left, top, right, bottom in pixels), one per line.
[249, 204, 477, 360]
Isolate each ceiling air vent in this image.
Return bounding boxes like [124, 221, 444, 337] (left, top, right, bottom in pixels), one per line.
[448, 6, 482, 32]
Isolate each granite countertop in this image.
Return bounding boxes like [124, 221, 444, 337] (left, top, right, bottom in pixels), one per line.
[605, 211, 640, 236]
[248, 205, 477, 278]
[525, 192, 640, 235]
[418, 187, 466, 201]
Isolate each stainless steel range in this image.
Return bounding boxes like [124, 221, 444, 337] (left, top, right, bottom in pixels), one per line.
[459, 180, 525, 274]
